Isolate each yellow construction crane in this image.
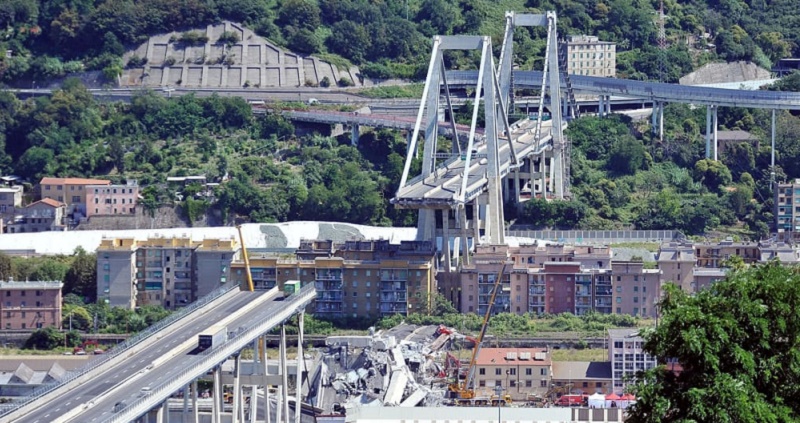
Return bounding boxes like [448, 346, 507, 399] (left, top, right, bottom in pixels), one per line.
[236, 225, 254, 292]
[448, 263, 512, 406]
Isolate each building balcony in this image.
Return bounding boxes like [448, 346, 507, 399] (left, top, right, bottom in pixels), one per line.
[576, 290, 592, 296]
[314, 281, 343, 291]
[595, 299, 613, 306]
[380, 271, 409, 282]
[381, 281, 407, 292]
[315, 303, 343, 313]
[380, 293, 407, 303]
[380, 304, 408, 314]
[315, 274, 342, 281]
[529, 287, 546, 295]
[317, 293, 344, 302]
[595, 288, 612, 296]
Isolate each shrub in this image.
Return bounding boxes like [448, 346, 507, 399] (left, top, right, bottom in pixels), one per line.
[319, 76, 331, 88]
[179, 31, 210, 45]
[217, 31, 240, 46]
[126, 55, 147, 68]
[338, 76, 354, 87]
[164, 56, 176, 67]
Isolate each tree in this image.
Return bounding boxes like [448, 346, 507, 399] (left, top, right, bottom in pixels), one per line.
[694, 159, 732, 192]
[607, 137, 648, 175]
[287, 29, 321, 55]
[628, 263, 800, 422]
[63, 247, 97, 302]
[277, 0, 321, 31]
[0, 252, 13, 280]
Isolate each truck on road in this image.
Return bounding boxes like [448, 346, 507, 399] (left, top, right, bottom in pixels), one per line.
[198, 324, 227, 351]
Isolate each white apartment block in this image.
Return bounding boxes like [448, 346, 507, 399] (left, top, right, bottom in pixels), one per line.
[561, 35, 616, 77]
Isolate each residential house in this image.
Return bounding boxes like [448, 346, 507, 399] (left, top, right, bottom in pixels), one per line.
[472, 348, 552, 401]
[85, 181, 139, 218]
[551, 361, 613, 395]
[608, 329, 657, 394]
[39, 177, 110, 219]
[560, 35, 616, 77]
[6, 199, 66, 233]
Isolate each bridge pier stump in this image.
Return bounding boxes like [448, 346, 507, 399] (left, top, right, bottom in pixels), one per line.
[249, 385, 258, 423]
[472, 198, 481, 245]
[295, 312, 305, 423]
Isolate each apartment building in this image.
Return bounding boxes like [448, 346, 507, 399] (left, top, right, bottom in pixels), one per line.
[656, 242, 695, 292]
[96, 236, 238, 309]
[85, 181, 139, 218]
[610, 261, 660, 318]
[230, 239, 437, 319]
[6, 199, 67, 233]
[472, 348, 551, 400]
[560, 35, 616, 77]
[608, 329, 657, 394]
[0, 281, 63, 330]
[39, 177, 110, 218]
[693, 268, 728, 292]
[775, 179, 800, 241]
[0, 185, 22, 214]
[694, 240, 759, 268]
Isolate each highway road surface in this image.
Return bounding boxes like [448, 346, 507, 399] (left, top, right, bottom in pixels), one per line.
[15, 290, 273, 423]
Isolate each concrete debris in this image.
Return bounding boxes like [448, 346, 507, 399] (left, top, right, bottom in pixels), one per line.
[313, 323, 471, 416]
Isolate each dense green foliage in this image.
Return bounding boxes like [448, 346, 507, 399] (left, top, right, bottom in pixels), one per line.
[513, 102, 800, 238]
[2, 0, 800, 83]
[628, 263, 800, 422]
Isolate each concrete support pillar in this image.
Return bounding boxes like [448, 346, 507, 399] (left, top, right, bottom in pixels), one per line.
[598, 96, 604, 117]
[605, 95, 612, 115]
[651, 102, 658, 134]
[442, 209, 451, 271]
[233, 354, 242, 423]
[705, 105, 712, 159]
[472, 198, 480, 246]
[548, 156, 555, 195]
[540, 152, 547, 198]
[513, 167, 521, 213]
[295, 312, 304, 423]
[712, 106, 719, 161]
[249, 385, 258, 423]
[261, 336, 271, 423]
[771, 109, 777, 186]
[458, 205, 470, 266]
[280, 324, 290, 423]
[213, 367, 222, 423]
[182, 384, 189, 423]
[192, 380, 199, 423]
[156, 402, 166, 423]
[658, 101, 664, 142]
[350, 125, 360, 146]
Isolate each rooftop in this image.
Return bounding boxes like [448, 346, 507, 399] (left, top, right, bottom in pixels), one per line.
[30, 198, 65, 208]
[40, 177, 111, 186]
[716, 130, 757, 141]
[0, 280, 63, 290]
[552, 361, 613, 380]
[475, 348, 550, 366]
[607, 328, 641, 340]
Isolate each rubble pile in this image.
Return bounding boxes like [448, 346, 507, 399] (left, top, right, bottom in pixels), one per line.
[311, 324, 461, 414]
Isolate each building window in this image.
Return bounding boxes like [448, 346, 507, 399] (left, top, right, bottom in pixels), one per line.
[540, 380, 548, 387]
[510, 380, 517, 387]
[526, 368, 532, 375]
[540, 368, 547, 376]
[633, 286, 639, 292]
[526, 380, 532, 387]
[479, 368, 485, 375]
[496, 380, 502, 387]
[616, 297, 621, 303]
[479, 380, 486, 387]
[495, 368, 502, 375]
[509, 368, 516, 375]
[20, 291, 25, 297]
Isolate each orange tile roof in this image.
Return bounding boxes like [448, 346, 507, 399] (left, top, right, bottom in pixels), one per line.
[40, 177, 111, 185]
[30, 198, 65, 208]
[475, 348, 551, 366]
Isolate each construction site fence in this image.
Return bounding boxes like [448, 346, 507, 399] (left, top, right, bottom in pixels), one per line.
[505, 229, 685, 244]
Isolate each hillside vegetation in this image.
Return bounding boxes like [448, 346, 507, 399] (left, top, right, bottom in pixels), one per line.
[1, 0, 799, 84]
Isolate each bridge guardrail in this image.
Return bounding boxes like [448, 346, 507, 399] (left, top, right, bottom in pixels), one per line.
[0, 283, 239, 417]
[106, 283, 317, 423]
